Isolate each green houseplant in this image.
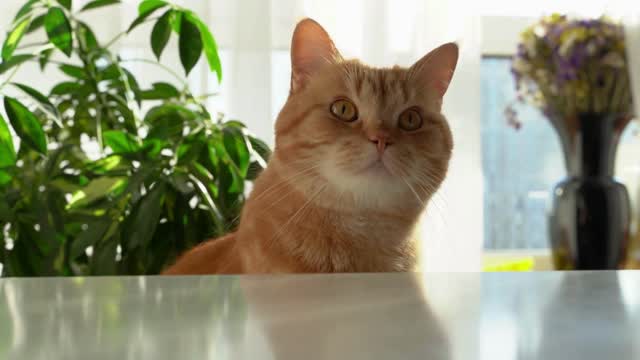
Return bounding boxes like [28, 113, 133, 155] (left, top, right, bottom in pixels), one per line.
[0, 0, 270, 276]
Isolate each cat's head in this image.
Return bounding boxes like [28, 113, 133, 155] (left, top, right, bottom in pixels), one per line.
[273, 19, 457, 210]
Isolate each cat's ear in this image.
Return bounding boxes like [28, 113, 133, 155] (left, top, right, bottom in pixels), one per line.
[290, 18, 341, 92]
[410, 42, 459, 98]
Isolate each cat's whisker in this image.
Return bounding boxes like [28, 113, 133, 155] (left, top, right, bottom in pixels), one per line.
[384, 158, 450, 227]
[256, 174, 323, 215]
[385, 160, 426, 207]
[416, 172, 451, 208]
[227, 163, 322, 227]
[413, 172, 451, 230]
[250, 163, 322, 202]
[414, 182, 448, 228]
[402, 178, 426, 207]
[269, 185, 328, 246]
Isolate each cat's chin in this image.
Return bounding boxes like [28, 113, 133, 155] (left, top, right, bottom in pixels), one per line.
[359, 159, 392, 176]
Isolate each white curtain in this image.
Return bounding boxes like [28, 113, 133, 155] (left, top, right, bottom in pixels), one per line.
[625, 11, 640, 117]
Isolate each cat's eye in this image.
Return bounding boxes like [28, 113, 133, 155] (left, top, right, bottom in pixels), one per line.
[330, 99, 358, 122]
[398, 109, 423, 131]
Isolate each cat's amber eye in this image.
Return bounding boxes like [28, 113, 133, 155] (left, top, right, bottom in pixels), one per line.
[398, 109, 423, 131]
[330, 99, 358, 122]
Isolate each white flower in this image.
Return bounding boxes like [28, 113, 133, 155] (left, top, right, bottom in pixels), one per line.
[558, 33, 577, 57]
[524, 37, 537, 57]
[535, 69, 547, 79]
[513, 58, 531, 73]
[601, 52, 625, 68]
[534, 25, 547, 37]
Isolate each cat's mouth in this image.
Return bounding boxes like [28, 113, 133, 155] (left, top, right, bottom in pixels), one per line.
[360, 159, 391, 176]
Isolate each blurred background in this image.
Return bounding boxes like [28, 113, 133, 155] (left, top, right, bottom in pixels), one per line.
[1, 0, 639, 272]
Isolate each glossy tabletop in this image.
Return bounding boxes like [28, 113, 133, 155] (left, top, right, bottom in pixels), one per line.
[1, 271, 639, 360]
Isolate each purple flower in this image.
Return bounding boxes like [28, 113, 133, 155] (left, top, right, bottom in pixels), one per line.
[508, 14, 631, 120]
[517, 44, 527, 58]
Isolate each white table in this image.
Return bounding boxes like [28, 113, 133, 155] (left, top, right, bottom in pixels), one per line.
[1, 271, 639, 359]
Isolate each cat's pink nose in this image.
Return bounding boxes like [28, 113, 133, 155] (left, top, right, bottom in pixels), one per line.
[369, 134, 392, 155]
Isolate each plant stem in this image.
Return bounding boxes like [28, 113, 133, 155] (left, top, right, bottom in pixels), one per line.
[103, 17, 161, 49]
[196, 92, 219, 100]
[74, 22, 109, 152]
[16, 42, 50, 50]
[0, 66, 21, 93]
[121, 58, 189, 87]
[103, 32, 126, 50]
[106, 54, 141, 127]
[27, 58, 66, 66]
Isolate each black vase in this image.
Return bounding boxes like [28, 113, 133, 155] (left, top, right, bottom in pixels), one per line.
[549, 113, 631, 270]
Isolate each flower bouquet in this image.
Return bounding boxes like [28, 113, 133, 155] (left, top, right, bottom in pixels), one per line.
[508, 14, 635, 270]
[507, 14, 633, 127]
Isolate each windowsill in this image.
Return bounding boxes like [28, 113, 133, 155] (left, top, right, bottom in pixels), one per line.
[483, 249, 553, 271]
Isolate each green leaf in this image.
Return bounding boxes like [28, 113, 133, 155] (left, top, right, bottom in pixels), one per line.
[38, 49, 53, 70]
[185, 11, 222, 82]
[145, 104, 195, 141]
[78, 21, 99, 49]
[140, 82, 180, 100]
[103, 130, 141, 154]
[140, 0, 167, 14]
[0, 54, 34, 75]
[50, 81, 83, 96]
[151, 10, 172, 60]
[27, 14, 46, 34]
[85, 155, 124, 175]
[0, 169, 10, 185]
[81, 0, 121, 11]
[58, 0, 72, 10]
[169, 172, 193, 194]
[58, 63, 86, 78]
[223, 127, 250, 177]
[66, 177, 127, 210]
[192, 162, 213, 181]
[71, 219, 110, 259]
[91, 240, 118, 275]
[2, 16, 32, 61]
[169, 10, 182, 33]
[128, 0, 168, 33]
[246, 161, 264, 181]
[0, 113, 16, 168]
[178, 14, 202, 75]
[0, 195, 11, 219]
[141, 138, 164, 157]
[14, 0, 39, 22]
[45, 7, 73, 57]
[249, 136, 271, 163]
[224, 120, 246, 129]
[3, 97, 48, 154]
[125, 181, 165, 249]
[145, 103, 197, 124]
[12, 82, 62, 126]
[187, 174, 224, 233]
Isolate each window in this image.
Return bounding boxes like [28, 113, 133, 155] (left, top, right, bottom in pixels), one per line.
[481, 56, 639, 250]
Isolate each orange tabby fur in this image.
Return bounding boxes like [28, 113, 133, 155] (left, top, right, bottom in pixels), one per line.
[163, 18, 458, 275]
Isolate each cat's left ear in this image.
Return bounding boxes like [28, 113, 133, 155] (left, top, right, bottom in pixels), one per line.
[290, 18, 342, 93]
[410, 42, 459, 98]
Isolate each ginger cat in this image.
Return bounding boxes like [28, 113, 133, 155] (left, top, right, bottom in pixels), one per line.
[163, 18, 458, 275]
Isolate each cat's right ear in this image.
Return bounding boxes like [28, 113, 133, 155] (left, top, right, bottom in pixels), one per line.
[290, 18, 341, 93]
